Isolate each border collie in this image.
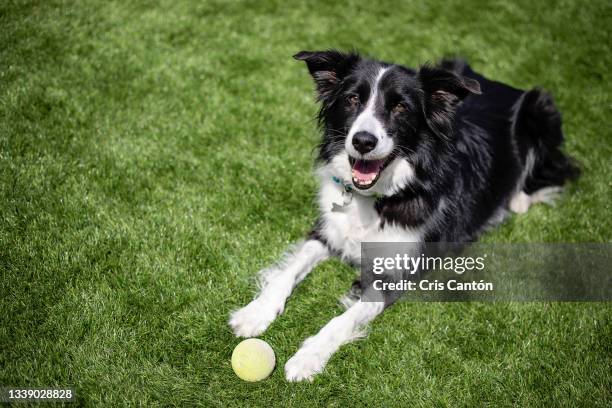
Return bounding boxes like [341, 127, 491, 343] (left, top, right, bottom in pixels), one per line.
[229, 50, 579, 381]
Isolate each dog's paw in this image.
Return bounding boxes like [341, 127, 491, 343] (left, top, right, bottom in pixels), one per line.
[229, 299, 278, 338]
[284, 348, 327, 382]
[510, 191, 531, 214]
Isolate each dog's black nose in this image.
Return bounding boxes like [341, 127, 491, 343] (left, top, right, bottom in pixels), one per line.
[352, 132, 378, 154]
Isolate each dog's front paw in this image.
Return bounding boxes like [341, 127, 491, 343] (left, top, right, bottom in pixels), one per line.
[229, 299, 279, 337]
[284, 347, 327, 382]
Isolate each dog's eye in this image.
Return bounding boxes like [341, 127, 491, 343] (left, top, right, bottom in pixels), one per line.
[346, 94, 360, 107]
[392, 103, 407, 114]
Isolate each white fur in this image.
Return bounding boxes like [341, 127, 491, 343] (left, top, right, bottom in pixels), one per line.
[530, 186, 563, 205]
[510, 186, 564, 214]
[510, 191, 532, 214]
[382, 158, 416, 196]
[229, 240, 330, 337]
[345, 68, 394, 160]
[285, 301, 384, 382]
[509, 149, 563, 214]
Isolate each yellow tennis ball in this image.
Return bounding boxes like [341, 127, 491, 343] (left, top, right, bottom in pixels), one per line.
[231, 338, 276, 382]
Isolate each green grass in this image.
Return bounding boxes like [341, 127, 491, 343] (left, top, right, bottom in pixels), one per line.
[1, 0, 610, 406]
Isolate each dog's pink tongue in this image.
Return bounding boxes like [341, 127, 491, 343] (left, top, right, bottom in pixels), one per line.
[352, 159, 383, 184]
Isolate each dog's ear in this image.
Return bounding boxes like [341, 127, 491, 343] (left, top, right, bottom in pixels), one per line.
[418, 64, 481, 106]
[417, 64, 481, 138]
[293, 50, 360, 101]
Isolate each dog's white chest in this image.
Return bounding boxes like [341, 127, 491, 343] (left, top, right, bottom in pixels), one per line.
[315, 156, 424, 262]
[317, 180, 384, 262]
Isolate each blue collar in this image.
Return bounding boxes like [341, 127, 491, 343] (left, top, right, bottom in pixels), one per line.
[331, 176, 353, 193]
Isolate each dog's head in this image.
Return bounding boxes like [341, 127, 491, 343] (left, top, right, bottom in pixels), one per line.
[294, 50, 480, 192]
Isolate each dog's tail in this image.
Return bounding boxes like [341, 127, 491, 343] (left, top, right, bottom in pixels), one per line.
[513, 88, 580, 194]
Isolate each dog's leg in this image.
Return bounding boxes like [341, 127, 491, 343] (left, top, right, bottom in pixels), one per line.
[284, 300, 384, 382]
[229, 239, 330, 337]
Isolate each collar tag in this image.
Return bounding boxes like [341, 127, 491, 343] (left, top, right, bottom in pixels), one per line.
[331, 176, 353, 212]
[332, 190, 353, 212]
[330, 176, 382, 212]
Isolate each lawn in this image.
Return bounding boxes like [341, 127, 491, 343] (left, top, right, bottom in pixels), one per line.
[1, 0, 610, 406]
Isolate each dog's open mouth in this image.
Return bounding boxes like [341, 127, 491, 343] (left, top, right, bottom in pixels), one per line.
[349, 156, 390, 189]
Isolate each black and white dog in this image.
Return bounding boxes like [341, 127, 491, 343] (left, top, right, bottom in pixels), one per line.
[229, 50, 579, 381]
